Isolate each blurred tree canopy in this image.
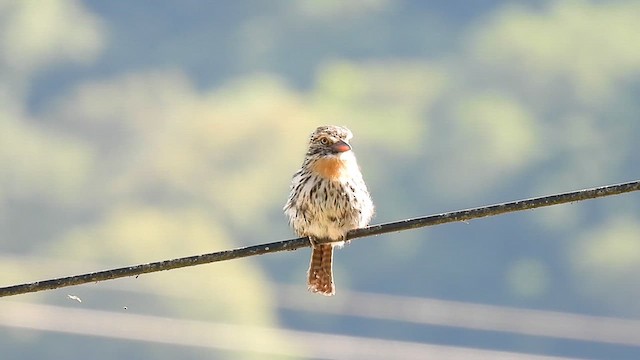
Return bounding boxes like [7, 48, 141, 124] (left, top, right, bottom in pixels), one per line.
[1, 0, 640, 359]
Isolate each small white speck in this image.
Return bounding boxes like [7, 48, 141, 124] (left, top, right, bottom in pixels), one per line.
[265, 247, 269, 250]
[67, 295, 82, 303]
[123, 306, 128, 310]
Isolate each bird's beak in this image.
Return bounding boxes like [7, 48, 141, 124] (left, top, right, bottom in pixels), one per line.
[331, 140, 351, 153]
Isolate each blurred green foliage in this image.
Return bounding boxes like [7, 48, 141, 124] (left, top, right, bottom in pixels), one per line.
[1, 0, 639, 358]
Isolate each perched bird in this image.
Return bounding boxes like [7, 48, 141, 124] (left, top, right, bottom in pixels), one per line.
[284, 125, 374, 296]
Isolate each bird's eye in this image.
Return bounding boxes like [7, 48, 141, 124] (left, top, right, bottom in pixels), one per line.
[319, 137, 330, 145]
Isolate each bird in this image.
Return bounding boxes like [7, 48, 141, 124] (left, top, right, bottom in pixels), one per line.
[284, 125, 374, 296]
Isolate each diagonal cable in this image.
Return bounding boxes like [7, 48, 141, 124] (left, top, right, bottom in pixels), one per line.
[1, 179, 639, 297]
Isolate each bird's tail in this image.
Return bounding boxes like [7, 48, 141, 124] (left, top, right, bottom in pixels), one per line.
[308, 242, 335, 296]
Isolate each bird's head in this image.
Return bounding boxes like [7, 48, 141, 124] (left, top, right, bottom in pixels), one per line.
[306, 125, 353, 158]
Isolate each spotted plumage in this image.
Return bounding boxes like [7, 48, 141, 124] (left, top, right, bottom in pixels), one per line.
[284, 125, 374, 295]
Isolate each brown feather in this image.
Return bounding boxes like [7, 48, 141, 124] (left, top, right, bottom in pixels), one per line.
[308, 243, 335, 296]
[310, 157, 346, 180]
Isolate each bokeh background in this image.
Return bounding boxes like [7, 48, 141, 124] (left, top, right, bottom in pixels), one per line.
[1, 0, 640, 359]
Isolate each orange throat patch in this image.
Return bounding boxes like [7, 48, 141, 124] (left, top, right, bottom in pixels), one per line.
[310, 157, 348, 180]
